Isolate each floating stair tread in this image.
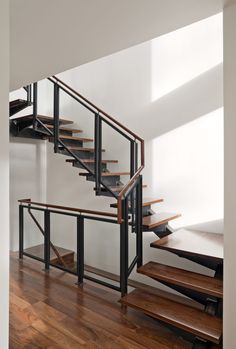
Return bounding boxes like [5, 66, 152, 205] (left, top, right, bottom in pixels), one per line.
[44, 124, 82, 133]
[23, 244, 75, 263]
[11, 114, 73, 125]
[79, 171, 129, 177]
[10, 99, 29, 107]
[66, 158, 118, 164]
[121, 289, 222, 344]
[151, 229, 224, 261]
[138, 262, 223, 298]
[101, 184, 147, 192]
[110, 197, 164, 208]
[50, 135, 93, 142]
[66, 146, 105, 152]
[143, 212, 181, 229]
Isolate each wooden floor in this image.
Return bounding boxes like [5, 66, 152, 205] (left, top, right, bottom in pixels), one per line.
[10, 253, 221, 349]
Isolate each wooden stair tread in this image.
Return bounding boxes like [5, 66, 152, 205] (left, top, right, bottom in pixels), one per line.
[66, 158, 118, 164]
[23, 244, 75, 263]
[121, 289, 222, 344]
[50, 135, 93, 142]
[110, 197, 163, 208]
[138, 262, 223, 298]
[66, 146, 105, 152]
[151, 229, 224, 261]
[101, 184, 147, 192]
[143, 212, 181, 229]
[79, 171, 129, 177]
[10, 99, 28, 107]
[44, 124, 82, 133]
[11, 114, 73, 125]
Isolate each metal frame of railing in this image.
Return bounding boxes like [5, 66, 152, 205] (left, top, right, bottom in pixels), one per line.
[30, 78, 145, 223]
[18, 198, 143, 296]
[18, 76, 144, 295]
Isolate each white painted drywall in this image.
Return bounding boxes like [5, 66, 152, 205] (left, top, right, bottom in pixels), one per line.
[223, 2, 236, 348]
[45, 14, 223, 288]
[10, 0, 222, 91]
[9, 85, 48, 252]
[0, 0, 9, 347]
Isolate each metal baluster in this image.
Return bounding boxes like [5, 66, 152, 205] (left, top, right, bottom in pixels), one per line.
[77, 216, 84, 285]
[53, 83, 60, 153]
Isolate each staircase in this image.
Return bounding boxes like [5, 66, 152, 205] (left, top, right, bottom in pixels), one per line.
[10, 77, 223, 348]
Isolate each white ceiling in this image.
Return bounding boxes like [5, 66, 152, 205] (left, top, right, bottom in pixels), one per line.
[10, 0, 222, 91]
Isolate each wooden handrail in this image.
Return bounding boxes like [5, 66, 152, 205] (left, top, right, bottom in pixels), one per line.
[18, 199, 118, 218]
[51, 75, 144, 143]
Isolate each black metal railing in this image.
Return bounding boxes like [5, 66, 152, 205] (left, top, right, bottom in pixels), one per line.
[28, 78, 144, 220]
[18, 198, 143, 296]
[18, 76, 144, 295]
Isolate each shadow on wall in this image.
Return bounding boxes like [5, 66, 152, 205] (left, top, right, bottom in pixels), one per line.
[131, 63, 223, 140]
[185, 219, 224, 234]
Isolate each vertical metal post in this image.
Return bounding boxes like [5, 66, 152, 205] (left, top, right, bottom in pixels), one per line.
[120, 198, 129, 296]
[130, 140, 136, 231]
[33, 82, 38, 129]
[44, 209, 50, 270]
[130, 140, 135, 178]
[136, 176, 143, 268]
[27, 85, 32, 104]
[135, 141, 138, 173]
[19, 205, 24, 259]
[94, 113, 102, 194]
[54, 83, 60, 153]
[77, 216, 84, 285]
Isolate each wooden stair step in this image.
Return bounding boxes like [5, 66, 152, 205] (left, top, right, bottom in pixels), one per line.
[100, 184, 147, 193]
[110, 197, 164, 208]
[66, 158, 118, 164]
[79, 171, 129, 177]
[50, 135, 93, 142]
[151, 229, 224, 261]
[23, 244, 75, 265]
[9, 100, 32, 117]
[10, 99, 28, 108]
[138, 262, 223, 298]
[11, 114, 73, 125]
[121, 289, 222, 344]
[143, 212, 181, 230]
[66, 146, 105, 152]
[44, 124, 82, 133]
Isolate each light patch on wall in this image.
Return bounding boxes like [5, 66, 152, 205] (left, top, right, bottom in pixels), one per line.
[151, 108, 223, 228]
[151, 13, 223, 101]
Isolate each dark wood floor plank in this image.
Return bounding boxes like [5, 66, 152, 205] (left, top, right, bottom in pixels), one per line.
[10, 252, 192, 349]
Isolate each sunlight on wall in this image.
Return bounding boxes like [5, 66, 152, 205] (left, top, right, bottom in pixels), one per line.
[152, 109, 223, 228]
[151, 13, 223, 101]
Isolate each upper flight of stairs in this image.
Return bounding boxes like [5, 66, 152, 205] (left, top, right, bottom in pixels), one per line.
[10, 85, 223, 348]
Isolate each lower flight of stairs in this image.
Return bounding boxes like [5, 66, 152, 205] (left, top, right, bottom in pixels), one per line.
[121, 229, 223, 348]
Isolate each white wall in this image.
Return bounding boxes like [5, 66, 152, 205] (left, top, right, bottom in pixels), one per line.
[10, 85, 48, 251]
[45, 14, 223, 287]
[0, 0, 9, 347]
[223, 2, 236, 348]
[10, 0, 222, 91]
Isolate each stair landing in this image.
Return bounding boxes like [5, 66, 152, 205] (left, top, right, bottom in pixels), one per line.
[151, 229, 223, 262]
